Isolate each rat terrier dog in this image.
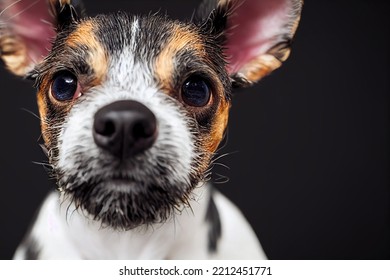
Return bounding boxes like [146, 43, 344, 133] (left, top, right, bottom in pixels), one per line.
[0, 0, 302, 259]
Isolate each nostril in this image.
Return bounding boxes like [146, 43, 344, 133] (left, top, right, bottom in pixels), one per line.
[94, 117, 116, 137]
[132, 120, 155, 139]
[102, 119, 116, 136]
[133, 122, 145, 138]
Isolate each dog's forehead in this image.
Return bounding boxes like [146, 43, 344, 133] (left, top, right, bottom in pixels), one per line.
[60, 13, 208, 88]
[90, 13, 187, 59]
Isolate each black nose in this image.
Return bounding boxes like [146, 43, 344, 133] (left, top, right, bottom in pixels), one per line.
[93, 100, 157, 159]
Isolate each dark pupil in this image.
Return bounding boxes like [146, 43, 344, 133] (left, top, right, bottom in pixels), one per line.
[182, 78, 210, 107]
[52, 72, 77, 101]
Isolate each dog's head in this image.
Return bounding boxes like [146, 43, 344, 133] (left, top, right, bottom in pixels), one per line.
[0, 0, 302, 230]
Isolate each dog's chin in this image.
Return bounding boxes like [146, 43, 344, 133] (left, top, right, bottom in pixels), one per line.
[62, 178, 193, 231]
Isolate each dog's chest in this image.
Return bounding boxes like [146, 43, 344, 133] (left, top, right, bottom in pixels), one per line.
[15, 188, 211, 259]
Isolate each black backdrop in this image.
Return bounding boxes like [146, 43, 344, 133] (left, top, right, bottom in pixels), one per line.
[0, 0, 388, 259]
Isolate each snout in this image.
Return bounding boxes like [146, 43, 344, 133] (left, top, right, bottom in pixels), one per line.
[57, 95, 195, 229]
[93, 100, 158, 159]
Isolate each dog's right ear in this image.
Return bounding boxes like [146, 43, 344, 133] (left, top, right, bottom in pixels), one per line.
[194, 0, 303, 87]
[0, 0, 85, 77]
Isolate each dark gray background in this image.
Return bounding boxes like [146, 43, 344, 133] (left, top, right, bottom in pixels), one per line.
[0, 0, 389, 259]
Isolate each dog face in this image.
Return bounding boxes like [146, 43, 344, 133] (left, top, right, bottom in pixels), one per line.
[0, 0, 302, 230]
[34, 13, 230, 230]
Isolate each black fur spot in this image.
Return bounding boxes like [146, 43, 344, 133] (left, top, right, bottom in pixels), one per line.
[205, 189, 222, 253]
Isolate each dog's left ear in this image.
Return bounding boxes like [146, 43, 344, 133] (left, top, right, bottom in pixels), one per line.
[0, 0, 85, 77]
[194, 0, 303, 87]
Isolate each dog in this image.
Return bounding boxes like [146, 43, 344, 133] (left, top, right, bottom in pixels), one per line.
[0, 0, 302, 259]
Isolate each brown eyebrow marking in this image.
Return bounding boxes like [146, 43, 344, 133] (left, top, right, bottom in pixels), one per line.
[66, 20, 108, 86]
[154, 24, 205, 93]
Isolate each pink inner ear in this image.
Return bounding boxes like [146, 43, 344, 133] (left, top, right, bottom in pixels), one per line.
[225, 0, 290, 74]
[4, 0, 55, 64]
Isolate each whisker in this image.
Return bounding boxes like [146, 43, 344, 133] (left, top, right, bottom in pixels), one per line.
[212, 162, 230, 170]
[212, 151, 236, 162]
[0, 0, 22, 17]
[20, 107, 41, 120]
[31, 161, 51, 168]
[4, 0, 40, 21]
[213, 173, 230, 185]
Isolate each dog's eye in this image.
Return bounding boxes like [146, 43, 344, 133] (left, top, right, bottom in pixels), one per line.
[51, 71, 80, 101]
[181, 76, 211, 107]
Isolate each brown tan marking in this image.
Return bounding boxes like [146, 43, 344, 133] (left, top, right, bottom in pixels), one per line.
[37, 81, 57, 146]
[37, 76, 73, 146]
[238, 53, 284, 84]
[0, 35, 31, 76]
[155, 24, 205, 93]
[198, 69, 231, 155]
[66, 21, 108, 86]
[196, 96, 230, 178]
[207, 99, 230, 154]
[37, 87, 50, 145]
